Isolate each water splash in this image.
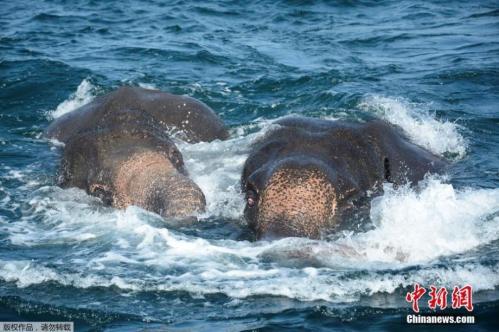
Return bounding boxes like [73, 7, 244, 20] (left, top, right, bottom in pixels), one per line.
[50, 79, 97, 119]
[340, 176, 499, 264]
[177, 118, 281, 220]
[359, 95, 467, 158]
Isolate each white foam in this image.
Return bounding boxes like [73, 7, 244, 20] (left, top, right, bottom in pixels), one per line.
[1, 173, 498, 302]
[137, 82, 157, 90]
[0, 260, 141, 290]
[359, 95, 467, 158]
[0, 257, 496, 303]
[177, 138, 247, 220]
[337, 176, 499, 264]
[177, 118, 281, 220]
[50, 79, 97, 119]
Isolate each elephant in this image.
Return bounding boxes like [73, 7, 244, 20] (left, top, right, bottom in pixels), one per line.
[45, 86, 228, 219]
[241, 116, 446, 239]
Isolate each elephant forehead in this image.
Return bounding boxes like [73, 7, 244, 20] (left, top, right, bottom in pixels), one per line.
[260, 168, 336, 215]
[115, 152, 174, 187]
[111, 151, 176, 209]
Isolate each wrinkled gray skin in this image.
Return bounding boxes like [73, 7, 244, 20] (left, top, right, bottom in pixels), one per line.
[242, 116, 446, 240]
[45, 86, 228, 220]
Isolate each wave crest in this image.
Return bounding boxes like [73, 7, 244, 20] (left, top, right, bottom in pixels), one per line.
[359, 95, 467, 158]
[50, 79, 97, 119]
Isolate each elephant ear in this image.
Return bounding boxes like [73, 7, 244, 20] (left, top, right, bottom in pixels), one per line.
[362, 120, 448, 185]
[58, 132, 101, 190]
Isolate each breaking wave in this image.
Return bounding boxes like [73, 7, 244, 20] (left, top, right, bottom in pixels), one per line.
[359, 95, 467, 158]
[50, 79, 97, 119]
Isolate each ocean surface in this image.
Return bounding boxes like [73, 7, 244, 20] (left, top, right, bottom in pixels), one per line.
[1, 0, 498, 330]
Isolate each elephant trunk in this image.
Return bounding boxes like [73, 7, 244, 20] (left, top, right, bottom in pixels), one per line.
[113, 152, 205, 219]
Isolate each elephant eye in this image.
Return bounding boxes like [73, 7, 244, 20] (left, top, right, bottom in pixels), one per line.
[169, 149, 182, 167]
[246, 188, 258, 208]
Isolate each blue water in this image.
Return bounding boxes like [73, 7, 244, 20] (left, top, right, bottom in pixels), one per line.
[1, 0, 499, 331]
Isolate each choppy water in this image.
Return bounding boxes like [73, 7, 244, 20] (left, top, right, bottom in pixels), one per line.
[1, 0, 499, 330]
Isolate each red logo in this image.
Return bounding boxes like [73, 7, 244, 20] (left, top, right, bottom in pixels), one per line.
[405, 283, 426, 313]
[428, 286, 448, 310]
[405, 284, 473, 312]
[451, 285, 473, 312]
